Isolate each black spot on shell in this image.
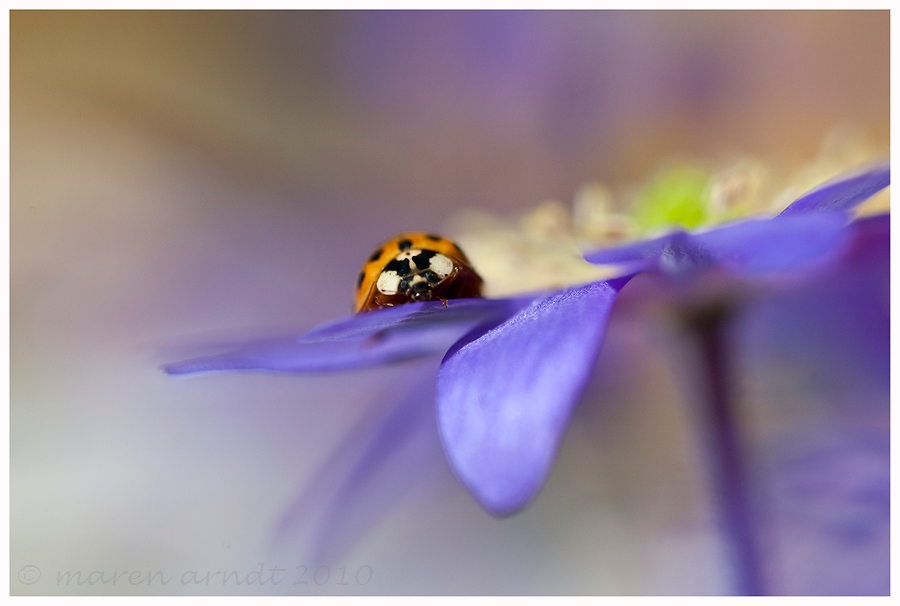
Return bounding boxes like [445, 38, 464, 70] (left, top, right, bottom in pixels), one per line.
[397, 239, 413, 251]
[412, 250, 436, 270]
[426, 234, 442, 241]
[368, 248, 383, 262]
[384, 257, 412, 277]
[357, 271, 365, 289]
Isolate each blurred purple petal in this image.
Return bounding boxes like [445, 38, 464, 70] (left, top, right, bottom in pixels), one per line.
[686, 213, 851, 276]
[731, 212, 889, 594]
[655, 230, 720, 277]
[436, 279, 627, 516]
[587, 213, 853, 279]
[164, 297, 533, 375]
[838, 213, 890, 274]
[274, 372, 449, 563]
[583, 230, 684, 270]
[766, 431, 888, 595]
[163, 336, 431, 374]
[779, 164, 889, 216]
[738, 213, 889, 399]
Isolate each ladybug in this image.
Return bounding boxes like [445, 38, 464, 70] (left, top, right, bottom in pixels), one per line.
[354, 232, 484, 313]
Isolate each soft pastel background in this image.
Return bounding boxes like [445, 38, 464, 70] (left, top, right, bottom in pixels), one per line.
[11, 11, 889, 595]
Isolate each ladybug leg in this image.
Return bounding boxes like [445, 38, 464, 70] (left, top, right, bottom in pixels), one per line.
[440, 297, 449, 308]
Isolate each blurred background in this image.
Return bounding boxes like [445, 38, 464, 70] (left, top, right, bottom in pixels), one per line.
[11, 11, 889, 594]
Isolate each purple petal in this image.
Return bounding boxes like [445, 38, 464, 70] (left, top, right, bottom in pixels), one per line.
[839, 213, 890, 272]
[586, 213, 853, 279]
[583, 230, 684, 269]
[767, 433, 889, 595]
[739, 213, 890, 397]
[779, 164, 889, 216]
[685, 213, 851, 276]
[300, 296, 534, 341]
[436, 278, 627, 516]
[737, 233, 889, 593]
[164, 297, 534, 375]
[274, 372, 447, 562]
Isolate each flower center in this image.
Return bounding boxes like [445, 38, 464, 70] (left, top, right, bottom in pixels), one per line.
[632, 165, 709, 231]
[447, 126, 888, 297]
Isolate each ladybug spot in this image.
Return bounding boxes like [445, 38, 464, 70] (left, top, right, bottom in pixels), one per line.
[397, 239, 413, 251]
[357, 272, 365, 289]
[368, 248, 383, 262]
[412, 250, 436, 270]
[384, 258, 412, 277]
[426, 234, 442, 241]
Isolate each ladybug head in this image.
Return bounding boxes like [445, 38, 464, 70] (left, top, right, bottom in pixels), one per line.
[408, 279, 436, 301]
[399, 269, 442, 301]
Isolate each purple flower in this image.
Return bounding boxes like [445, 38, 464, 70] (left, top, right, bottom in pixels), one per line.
[165, 164, 888, 593]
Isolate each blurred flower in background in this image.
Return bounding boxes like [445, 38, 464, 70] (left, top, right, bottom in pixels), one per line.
[10, 10, 889, 596]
